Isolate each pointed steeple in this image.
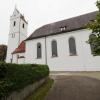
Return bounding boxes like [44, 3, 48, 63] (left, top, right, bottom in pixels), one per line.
[15, 4, 17, 10]
[13, 5, 20, 16]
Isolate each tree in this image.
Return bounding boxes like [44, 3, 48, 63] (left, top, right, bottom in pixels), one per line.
[87, 0, 100, 55]
[0, 45, 7, 62]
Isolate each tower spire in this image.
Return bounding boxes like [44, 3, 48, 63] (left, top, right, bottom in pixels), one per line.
[15, 4, 17, 10]
[6, 7, 28, 63]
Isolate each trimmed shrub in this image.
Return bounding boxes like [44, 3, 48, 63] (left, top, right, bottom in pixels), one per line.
[0, 63, 49, 99]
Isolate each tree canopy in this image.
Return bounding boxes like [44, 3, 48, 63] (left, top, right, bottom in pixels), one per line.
[87, 0, 100, 55]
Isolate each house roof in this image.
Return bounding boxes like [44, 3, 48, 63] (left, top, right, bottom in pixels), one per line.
[12, 41, 25, 54]
[26, 11, 97, 41]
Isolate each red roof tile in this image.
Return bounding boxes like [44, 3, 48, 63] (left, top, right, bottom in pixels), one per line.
[12, 41, 25, 54]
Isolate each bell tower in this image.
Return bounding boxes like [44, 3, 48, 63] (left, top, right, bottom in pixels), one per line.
[6, 8, 28, 63]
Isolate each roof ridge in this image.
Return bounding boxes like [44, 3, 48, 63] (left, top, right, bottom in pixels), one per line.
[26, 11, 97, 41]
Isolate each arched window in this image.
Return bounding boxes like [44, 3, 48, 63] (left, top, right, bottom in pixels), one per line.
[37, 43, 42, 58]
[23, 23, 24, 28]
[51, 40, 58, 57]
[69, 37, 77, 56]
[14, 21, 16, 26]
[89, 34, 96, 54]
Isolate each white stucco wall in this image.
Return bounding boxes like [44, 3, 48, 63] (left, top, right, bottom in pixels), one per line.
[25, 29, 100, 71]
[25, 37, 46, 64]
[20, 19, 28, 42]
[13, 53, 25, 64]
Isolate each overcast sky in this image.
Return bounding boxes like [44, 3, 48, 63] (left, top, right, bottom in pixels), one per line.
[0, 0, 97, 44]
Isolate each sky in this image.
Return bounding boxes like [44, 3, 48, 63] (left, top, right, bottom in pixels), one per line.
[0, 0, 97, 44]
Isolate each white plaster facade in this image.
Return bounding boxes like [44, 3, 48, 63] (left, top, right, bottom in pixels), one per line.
[6, 9, 100, 71]
[13, 53, 25, 64]
[25, 29, 100, 71]
[6, 8, 28, 63]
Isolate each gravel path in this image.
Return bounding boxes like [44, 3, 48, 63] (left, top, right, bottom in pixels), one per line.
[45, 76, 100, 100]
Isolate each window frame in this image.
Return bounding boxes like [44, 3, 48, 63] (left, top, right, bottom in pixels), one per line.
[51, 40, 58, 57]
[22, 23, 25, 28]
[89, 34, 97, 55]
[37, 42, 42, 59]
[13, 21, 16, 27]
[68, 37, 77, 56]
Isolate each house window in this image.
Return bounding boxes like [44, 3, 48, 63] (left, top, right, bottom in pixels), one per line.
[37, 43, 42, 59]
[14, 21, 16, 26]
[23, 23, 24, 28]
[69, 37, 77, 56]
[89, 34, 96, 54]
[51, 40, 58, 57]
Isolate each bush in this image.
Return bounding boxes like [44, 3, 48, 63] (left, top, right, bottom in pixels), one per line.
[0, 63, 49, 99]
[0, 62, 7, 79]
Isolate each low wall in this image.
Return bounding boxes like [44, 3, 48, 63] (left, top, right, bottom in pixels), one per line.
[5, 78, 46, 100]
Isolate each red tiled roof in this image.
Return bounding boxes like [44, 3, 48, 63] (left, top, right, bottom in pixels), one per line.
[12, 41, 25, 54]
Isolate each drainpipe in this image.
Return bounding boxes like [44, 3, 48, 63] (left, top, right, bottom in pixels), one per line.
[19, 16, 21, 45]
[45, 36, 47, 65]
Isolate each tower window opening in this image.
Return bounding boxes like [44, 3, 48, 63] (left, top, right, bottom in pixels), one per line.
[23, 23, 25, 28]
[14, 21, 16, 26]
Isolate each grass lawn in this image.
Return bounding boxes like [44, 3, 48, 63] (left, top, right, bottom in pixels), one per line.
[25, 78, 54, 100]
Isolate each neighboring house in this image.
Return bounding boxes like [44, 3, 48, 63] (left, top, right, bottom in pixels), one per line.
[6, 8, 100, 71]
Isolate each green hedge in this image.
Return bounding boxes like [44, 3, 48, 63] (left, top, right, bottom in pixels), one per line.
[0, 63, 49, 99]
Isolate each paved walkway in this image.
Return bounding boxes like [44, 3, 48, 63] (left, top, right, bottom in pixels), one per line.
[45, 75, 100, 100]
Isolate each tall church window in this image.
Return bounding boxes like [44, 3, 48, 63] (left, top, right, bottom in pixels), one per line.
[14, 21, 16, 26]
[69, 37, 77, 56]
[37, 43, 42, 58]
[52, 40, 58, 57]
[89, 34, 96, 55]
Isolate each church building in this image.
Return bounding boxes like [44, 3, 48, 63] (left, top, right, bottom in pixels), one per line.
[6, 8, 100, 71]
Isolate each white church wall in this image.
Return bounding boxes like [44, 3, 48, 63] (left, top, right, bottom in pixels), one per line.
[25, 37, 46, 64]
[20, 19, 28, 35]
[25, 29, 100, 71]
[12, 53, 25, 64]
[9, 17, 20, 34]
[46, 29, 86, 71]
[77, 31, 100, 71]
[20, 19, 28, 42]
[18, 58, 25, 64]
[6, 33, 20, 63]
[46, 29, 100, 71]
[12, 54, 17, 63]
